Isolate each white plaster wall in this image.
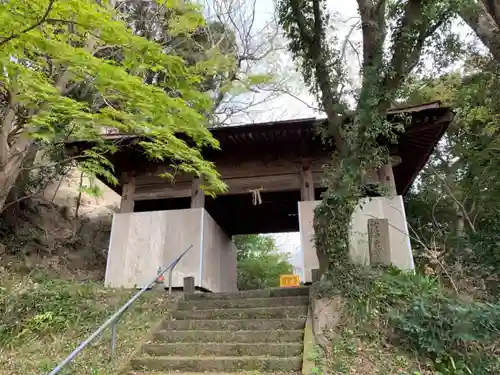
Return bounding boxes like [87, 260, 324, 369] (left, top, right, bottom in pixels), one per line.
[350, 196, 414, 270]
[105, 209, 202, 288]
[299, 196, 414, 283]
[201, 211, 238, 292]
[298, 201, 319, 283]
[161, 209, 203, 289]
[105, 208, 237, 292]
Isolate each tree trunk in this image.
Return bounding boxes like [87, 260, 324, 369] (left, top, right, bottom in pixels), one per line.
[0, 137, 34, 214]
[460, 3, 500, 63]
[1, 144, 38, 225]
[454, 201, 465, 237]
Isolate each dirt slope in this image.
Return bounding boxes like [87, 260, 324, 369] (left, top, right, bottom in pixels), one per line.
[1, 168, 120, 280]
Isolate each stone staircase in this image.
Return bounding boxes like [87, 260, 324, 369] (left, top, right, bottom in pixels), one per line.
[129, 287, 310, 374]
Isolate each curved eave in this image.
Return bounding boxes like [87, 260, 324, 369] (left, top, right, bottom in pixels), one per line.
[64, 102, 454, 196]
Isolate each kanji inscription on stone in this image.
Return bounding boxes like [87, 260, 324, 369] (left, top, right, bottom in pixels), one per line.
[367, 218, 391, 266]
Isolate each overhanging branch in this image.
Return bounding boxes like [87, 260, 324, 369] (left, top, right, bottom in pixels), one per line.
[384, 1, 449, 92]
[460, 1, 500, 63]
[0, 0, 56, 47]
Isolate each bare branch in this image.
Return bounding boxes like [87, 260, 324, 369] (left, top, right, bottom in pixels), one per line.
[256, 85, 320, 112]
[429, 165, 476, 233]
[381, 206, 459, 294]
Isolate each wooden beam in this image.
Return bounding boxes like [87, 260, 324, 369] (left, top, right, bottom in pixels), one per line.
[136, 170, 192, 185]
[133, 173, 302, 201]
[120, 173, 136, 213]
[191, 177, 205, 208]
[134, 188, 191, 201]
[132, 157, 397, 202]
[300, 165, 315, 201]
[134, 180, 191, 201]
[133, 157, 330, 186]
[390, 155, 402, 167]
[219, 174, 301, 196]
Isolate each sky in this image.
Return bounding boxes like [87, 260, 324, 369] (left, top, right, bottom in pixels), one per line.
[201, 0, 479, 278]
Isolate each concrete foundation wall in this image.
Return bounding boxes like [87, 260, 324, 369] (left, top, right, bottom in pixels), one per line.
[350, 196, 414, 270]
[105, 209, 202, 288]
[299, 196, 414, 283]
[201, 212, 238, 292]
[298, 202, 318, 283]
[105, 209, 237, 292]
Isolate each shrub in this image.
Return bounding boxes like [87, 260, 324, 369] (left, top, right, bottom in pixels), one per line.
[317, 266, 500, 374]
[0, 271, 170, 374]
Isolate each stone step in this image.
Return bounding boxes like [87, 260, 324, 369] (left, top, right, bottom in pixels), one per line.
[129, 373, 300, 375]
[130, 356, 302, 372]
[184, 287, 310, 301]
[129, 372, 300, 375]
[152, 329, 304, 343]
[170, 305, 308, 320]
[143, 342, 303, 357]
[162, 318, 306, 331]
[178, 296, 309, 310]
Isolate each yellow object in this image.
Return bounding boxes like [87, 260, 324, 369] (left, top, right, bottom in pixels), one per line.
[280, 274, 300, 288]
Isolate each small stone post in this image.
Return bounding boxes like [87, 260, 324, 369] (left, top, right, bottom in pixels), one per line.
[311, 268, 321, 283]
[183, 276, 195, 294]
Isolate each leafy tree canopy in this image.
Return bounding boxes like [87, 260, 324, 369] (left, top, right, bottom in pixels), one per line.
[234, 234, 294, 290]
[0, 0, 227, 212]
[402, 56, 500, 283]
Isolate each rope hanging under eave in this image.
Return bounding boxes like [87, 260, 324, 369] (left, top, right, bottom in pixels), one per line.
[249, 188, 263, 206]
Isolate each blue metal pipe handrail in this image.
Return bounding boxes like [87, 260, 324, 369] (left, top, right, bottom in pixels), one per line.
[47, 244, 194, 375]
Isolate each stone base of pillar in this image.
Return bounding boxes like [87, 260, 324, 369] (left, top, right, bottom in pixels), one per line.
[299, 196, 414, 283]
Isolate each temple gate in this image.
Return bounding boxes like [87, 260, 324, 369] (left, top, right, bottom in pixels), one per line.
[67, 101, 453, 291]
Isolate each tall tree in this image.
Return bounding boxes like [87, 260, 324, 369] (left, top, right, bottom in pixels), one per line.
[233, 234, 277, 261]
[119, 0, 288, 126]
[277, 0, 458, 273]
[206, 0, 295, 124]
[115, 1, 239, 119]
[459, 0, 500, 62]
[402, 57, 500, 285]
[0, 0, 225, 213]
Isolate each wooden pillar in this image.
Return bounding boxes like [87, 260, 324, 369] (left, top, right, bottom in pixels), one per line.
[378, 160, 397, 196]
[191, 176, 205, 208]
[300, 165, 315, 201]
[391, 155, 402, 167]
[119, 173, 135, 213]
